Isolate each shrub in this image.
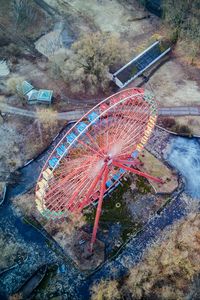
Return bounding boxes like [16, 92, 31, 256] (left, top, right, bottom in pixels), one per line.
[54, 32, 130, 95]
[125, 212, 200, 299]
[91, 280, 121, 300]
[0, 229, 26, 270]
[162, 0, 200, 59]
[159, 117, 176, 128]
[12, 190, 35, 217]
[12, 0, 38, 31]
[6, 75, 25, 95]
[172, 124, 192, 135]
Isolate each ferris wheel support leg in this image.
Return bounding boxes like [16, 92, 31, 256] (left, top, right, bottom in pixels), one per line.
[114, 159, 141, 167]
[90, 165, 109, 253]
[112, 161, 163, 184]
[77, 164, 107, 212]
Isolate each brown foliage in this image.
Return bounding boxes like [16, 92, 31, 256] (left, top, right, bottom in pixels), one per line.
[125, 212, 200, 299]
[158, 117, 176, 128]
[54, 32, 130, 95]
[45, 212, 86, 238]
[12, 190, 35, 217]
[36, 108, 58, 128]
[91, 279, 121, 300]
[0, 229, 26, 270]
[6, 75, 25, 95]
[163, 0, 200, 61]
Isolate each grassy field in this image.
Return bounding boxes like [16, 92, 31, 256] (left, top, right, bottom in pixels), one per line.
[139, 149, 178, 193]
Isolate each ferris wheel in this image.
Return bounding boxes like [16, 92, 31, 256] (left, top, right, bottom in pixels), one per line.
[35, 88, 162, 252]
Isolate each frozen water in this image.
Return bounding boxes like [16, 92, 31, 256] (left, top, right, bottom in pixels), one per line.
[165, 137, 200, 199]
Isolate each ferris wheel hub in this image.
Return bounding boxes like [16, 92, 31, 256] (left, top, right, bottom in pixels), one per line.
[104, 156, 112, 165]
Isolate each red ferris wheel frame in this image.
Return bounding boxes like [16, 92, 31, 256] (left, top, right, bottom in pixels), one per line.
[35, 88, 162, 252]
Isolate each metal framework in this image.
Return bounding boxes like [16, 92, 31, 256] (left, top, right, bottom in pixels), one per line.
[35, 88, 162, 252]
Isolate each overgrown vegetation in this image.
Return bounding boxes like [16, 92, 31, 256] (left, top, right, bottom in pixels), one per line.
[36, 108, 58, 130]
[163, 0, 200, 61]
[35, 108, 59, 143]
[0, 229, 26, 270]
[50, 32, 130, 95]
[6, 75, 25, 95]
[91, 280, 121, 300]
[91, 212, 200, 299]
[158, 117, 193, 136]
[12, 0, 38, 31]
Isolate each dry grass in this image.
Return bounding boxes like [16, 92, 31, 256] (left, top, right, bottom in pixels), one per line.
[174, 116, 200, 136]
[0, 124, 23, 179]
[44, 212, 86, 252]
[12, 190, 35, 217]
[36, 108, 58, 126]
[91, 279, 121, 300]
[125, 212, 200, 299]
[0, 229, 26, 270]
[139, 149, 178, 193]
[6, 75, 25, 95]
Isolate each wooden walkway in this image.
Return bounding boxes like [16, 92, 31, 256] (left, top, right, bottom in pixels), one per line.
[159, 106, 200, 116]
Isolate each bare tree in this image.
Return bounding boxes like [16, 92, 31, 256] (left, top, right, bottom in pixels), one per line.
[12, 0, 38, 31]
[52, 32, 131, 95]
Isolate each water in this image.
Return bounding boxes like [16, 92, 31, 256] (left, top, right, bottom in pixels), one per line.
[165, 136, 200, 199]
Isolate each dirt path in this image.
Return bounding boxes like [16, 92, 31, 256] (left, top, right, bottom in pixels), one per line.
[0, 103, 86, 121]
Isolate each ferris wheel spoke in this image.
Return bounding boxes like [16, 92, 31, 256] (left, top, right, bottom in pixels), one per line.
[112, 160, 163, 183]
[90, 164, 109, 252]
[108, 97, 139, 140]
[114, 112, 149, 152]
[76, 138, 105, 158]
[114, 159, 140, 167]
[112, 101, 148, 145]
[77, 163, 107, 212]
[46, 158, 95, 198]
[46, 169, 95, 212]
[85, 131, 105, 156]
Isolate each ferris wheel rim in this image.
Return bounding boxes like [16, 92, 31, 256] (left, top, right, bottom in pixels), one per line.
[38, 88, 147, 179]
[35, 88, 158, 218]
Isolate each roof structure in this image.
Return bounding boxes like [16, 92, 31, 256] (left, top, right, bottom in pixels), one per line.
[18, 81, 34, 96]
[112, 41, 171, 88]
[27, 89, 39, 103]
[37, 89, 53, 104]
[18, 81, 53, 105]
[0, 60, 10, 77]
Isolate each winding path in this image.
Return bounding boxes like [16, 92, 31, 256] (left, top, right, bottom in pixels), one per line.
[1, 103, 200, 121]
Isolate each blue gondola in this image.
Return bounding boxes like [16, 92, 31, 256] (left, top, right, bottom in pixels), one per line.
[113, 172, 121, 181]
[76, 122, 87, 133]
[106, 180, 113, 188]
[49, 157, 59, 169]
[131, 150, 139, 158]
[87, 111, 99, 124]
[66, 132, 77, 144]
[119, 168, 125, 174]
[56, 144, 66, 157]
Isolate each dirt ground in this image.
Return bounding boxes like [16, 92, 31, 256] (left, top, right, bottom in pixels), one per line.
[44, 0, 160, 45]
[139, 149, 178, 193]
[145, 58, 200, 107]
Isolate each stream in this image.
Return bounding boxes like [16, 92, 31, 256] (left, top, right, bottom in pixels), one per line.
[165, 136, 200, 199]
[0, 130, 199, 298]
